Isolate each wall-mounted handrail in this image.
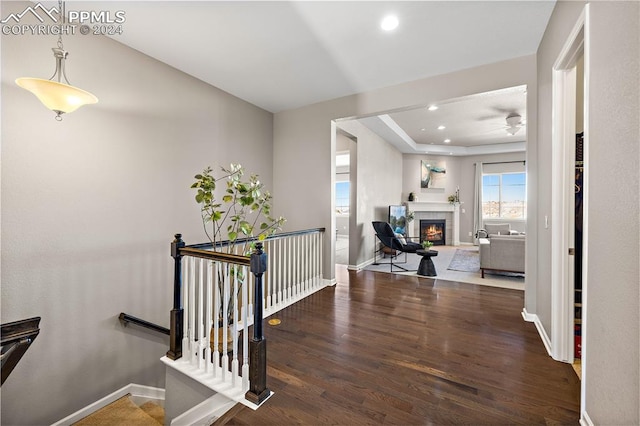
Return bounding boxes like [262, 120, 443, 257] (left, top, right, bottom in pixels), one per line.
[119, 313, 170, 336]
[1, 317, 41, 386]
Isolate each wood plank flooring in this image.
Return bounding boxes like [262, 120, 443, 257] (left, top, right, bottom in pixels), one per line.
[223, 269, 580, 425]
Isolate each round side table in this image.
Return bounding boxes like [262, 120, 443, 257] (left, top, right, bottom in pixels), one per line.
[416, 249, 438, 277]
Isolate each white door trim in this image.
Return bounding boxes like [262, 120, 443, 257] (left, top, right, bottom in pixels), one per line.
[550, 6, 587, 364]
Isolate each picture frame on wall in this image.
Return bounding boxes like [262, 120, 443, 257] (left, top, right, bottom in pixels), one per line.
[421, 160, 446, 188]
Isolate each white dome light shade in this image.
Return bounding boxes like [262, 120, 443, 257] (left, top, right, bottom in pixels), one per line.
[380, 15, 399, 31]
[16, 77, 98, 116]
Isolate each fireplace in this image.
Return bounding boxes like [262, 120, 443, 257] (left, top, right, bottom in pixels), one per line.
[420, 219, 446, 246]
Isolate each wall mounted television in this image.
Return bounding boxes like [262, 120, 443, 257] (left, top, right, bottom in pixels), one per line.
[388, 205, 407, 235]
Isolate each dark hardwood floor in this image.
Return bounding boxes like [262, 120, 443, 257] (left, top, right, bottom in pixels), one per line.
[223, 268, 580, 425]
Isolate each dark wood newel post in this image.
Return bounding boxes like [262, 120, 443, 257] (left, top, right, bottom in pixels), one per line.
[167, 233, 185, 360]
[246, 242, 270, 405]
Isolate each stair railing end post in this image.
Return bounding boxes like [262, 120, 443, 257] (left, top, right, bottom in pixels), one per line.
[246, 241, 270, 405]
[168, 233, 186, 360]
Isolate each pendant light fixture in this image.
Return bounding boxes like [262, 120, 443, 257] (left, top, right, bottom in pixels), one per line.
[15, 0, 98, 121]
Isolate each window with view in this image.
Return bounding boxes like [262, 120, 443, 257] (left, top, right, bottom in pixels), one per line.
[482, 172, 526, 219]
[336, 181, 350, 215]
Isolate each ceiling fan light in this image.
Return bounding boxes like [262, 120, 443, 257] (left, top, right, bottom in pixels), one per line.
[16, 78, 98, 116]
[505, 113, 522, 127]
[506, 126, 521, 135]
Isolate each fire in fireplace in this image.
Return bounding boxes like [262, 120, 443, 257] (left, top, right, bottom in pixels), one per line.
[420, 219, 446, 246]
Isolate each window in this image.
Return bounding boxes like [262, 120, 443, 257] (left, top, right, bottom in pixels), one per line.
[482, 172, 526, 219]
[336, 181, 350, 215]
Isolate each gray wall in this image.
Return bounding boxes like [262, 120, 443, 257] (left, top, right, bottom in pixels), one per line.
[0, 3, 274, 424]
[537, 1, 639, 422]
[273, 55, 537, 282]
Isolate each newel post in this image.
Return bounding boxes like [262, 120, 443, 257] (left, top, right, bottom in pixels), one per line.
[245, 242, 270, 405]
[167, 233, 185, 360]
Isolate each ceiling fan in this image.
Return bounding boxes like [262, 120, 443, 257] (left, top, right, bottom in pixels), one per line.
[505, 113, 525, 135]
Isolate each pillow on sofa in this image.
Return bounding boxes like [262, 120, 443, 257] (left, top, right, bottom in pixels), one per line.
[485, 223, 511, 236]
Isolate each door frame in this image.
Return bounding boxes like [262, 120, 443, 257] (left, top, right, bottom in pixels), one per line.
[550, 3, 589, 382]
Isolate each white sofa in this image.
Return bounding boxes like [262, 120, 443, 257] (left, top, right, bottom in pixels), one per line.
[478, 223, 521, 238]
[479, 235, 525, 278]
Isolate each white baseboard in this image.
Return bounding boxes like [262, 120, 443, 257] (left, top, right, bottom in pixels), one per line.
[521, 308, 552, 356]
[580, 410, 594, 426]
[171, 393, 236, 426]
[324, 277, 337, 286]
[52, 383, 165, 426]
[346, 257, 375, 271]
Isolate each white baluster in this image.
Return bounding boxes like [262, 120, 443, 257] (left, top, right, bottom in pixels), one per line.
[310, 233, 314, 289]
[266, 240, 272, 312]
[315, 232, 320, 287]
[320, 231, 324, 282]
[231, 266, 239, 387]
[198, 258, 205, 370]
[304, 233, 309, 294]
[189, 258, 197, 365]
[242, 263, 249, 392]
[278, 238, 282, 307]
[285, 237, 290, 303]
[298, 235, 303, 296]
[212, 261, 219, 378]
[205, 260, 213, 373]
[221, 265, 229, 381]
[182, 256, 190, 359]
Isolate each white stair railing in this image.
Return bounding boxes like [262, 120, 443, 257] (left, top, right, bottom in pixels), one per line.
[261, 229, 324, 317]
[163, 228, 325, 409]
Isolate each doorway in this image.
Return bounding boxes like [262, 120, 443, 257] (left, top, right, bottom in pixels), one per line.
[335, 131, 356, 266]
[550, 8, 587, 375]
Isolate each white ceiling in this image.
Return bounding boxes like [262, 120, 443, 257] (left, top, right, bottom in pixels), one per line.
[62, 1, 553, 153]
[358, 85, 528, 156]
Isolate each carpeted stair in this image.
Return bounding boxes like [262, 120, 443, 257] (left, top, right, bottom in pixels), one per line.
[73, 394, 164, 426]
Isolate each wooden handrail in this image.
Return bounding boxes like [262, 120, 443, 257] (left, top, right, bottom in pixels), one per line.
[187, 228, 326, 250]
[178, 247, 251, 265]
[119, 313, 170, 336]
[1, 317, 41, 386]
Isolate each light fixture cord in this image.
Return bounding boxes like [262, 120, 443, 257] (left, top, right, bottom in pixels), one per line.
[49, 0, 71, 86]
[57, 0, 64, 49]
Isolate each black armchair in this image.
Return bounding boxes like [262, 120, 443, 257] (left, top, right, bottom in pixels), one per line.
[372, 221, 422, 271]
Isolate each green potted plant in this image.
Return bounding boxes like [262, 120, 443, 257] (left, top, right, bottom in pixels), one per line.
[191, 163, 285, 351]
[421, 240, 434, 251]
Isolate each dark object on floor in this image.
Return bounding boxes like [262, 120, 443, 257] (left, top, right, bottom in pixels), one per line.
[372, 221, 422, 272]
[416, 249, 438, 276]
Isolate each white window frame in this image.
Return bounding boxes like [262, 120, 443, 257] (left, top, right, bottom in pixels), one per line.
[482, 172, 527, 220]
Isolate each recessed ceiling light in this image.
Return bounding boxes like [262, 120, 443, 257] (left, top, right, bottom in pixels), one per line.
[438, 125, 446, 130]
[420, 128, 426, 131]
[449, 152, 453, 155]
[444, 139, 451, 143]
[428, 105, 438, 111]
[380, 15, 399, 31]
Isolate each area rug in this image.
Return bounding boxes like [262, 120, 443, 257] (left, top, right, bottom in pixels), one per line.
[360, 246, 523, 291]
[447, 249, 480, 272]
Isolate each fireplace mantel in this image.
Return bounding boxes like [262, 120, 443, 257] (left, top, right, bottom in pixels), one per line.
[407, 201, 455, 212]
[406, 202, 460, 246]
